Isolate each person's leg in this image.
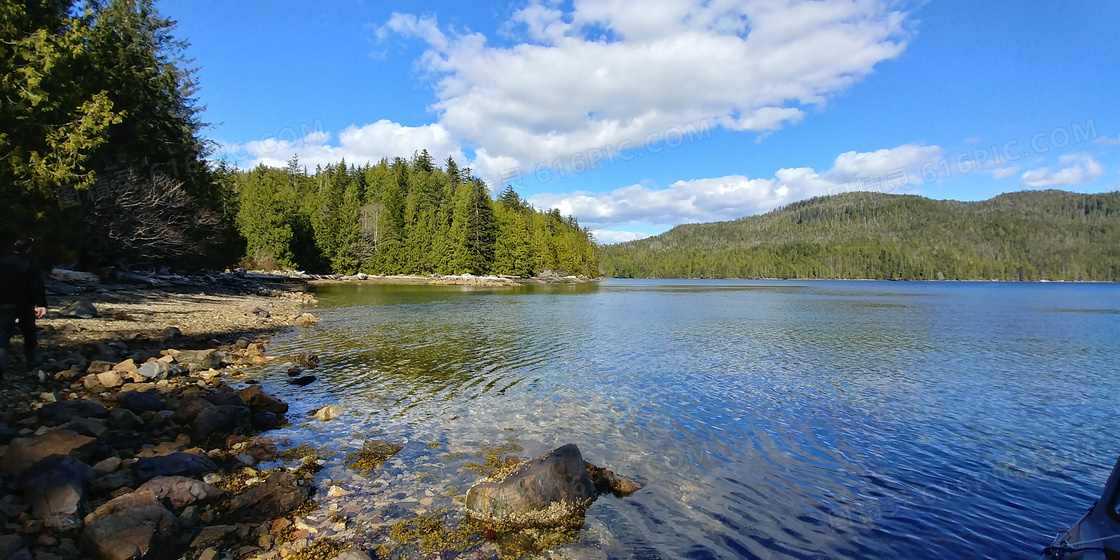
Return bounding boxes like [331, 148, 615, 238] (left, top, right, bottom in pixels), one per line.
[0, 305, 16, 372]
[16, 306, 39, 367]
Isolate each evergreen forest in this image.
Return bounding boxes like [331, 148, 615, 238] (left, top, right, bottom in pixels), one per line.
[600, 190, 1120, 281]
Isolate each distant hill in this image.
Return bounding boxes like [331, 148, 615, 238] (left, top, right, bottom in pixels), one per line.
[599, 190, 1120, 281]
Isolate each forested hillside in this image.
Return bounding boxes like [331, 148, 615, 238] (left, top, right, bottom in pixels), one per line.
[600, 190, 1120, 281]
[224, 154, 598, 277]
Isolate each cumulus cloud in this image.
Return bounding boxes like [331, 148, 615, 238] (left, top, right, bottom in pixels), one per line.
[225, 121, 464, 170]
[1019, 153, 1103, 187]
[592, 230, 650, 244]
[990, 165, 1021, 180]
[529, 143, 942, 229]
[379, 0, 910, 178]
[1094, 135, 1120, 146]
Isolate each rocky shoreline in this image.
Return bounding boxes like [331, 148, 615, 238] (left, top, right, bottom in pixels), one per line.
[0, 270, 639, 560]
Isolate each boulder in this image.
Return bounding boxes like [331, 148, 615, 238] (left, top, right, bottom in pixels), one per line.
[115, 391, 163, 414]
[236, 385, 289, 415]
[288, 375, 317, 387]
[88, 361, 114, 374]
[193, 405, 250, 445]
[586, 463, 644, 497]
[173, 349, 222, 370]
[38, 399, 109, 424]
[131, 452, 218, 482]
[90, 470, 137, 496]
[201, 391, 247, 408]
[134, 361, 168, 381]
[136, 476, 224, 511]
[111, 359, 137, 373]
[249, 412, 285, 431]
[59, 300, 98, 319]
[293, 313, 319, 328]
[160, 326, 182, 340]
[96, 370, 123, 389]
[242, 438, 279, 462]
[82, 490, 173, 560]
[57, 417, 109, 439]
[314, 405, 344, 422]
[108, 408, 144, 431]
[295, 351, 319, 368]
[19, 455, 95, 531]
[228, 471, 309, 520]
[172, 396, 214, 423]
[464, 444, 597, 527]
[0, 430, 96, 476]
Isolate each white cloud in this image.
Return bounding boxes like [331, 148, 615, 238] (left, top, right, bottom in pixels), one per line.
[990, 165, 1021, 180]
[1094, 135, 1120, 146]
[592, 230, 651, 244]
[227, 120, 465, 170]
[529, 143, 942, 229]
[1019, 153, 1103, 187]
[379, 0, 910, 178]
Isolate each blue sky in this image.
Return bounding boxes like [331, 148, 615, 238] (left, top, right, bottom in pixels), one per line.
[162, 0, 1120, 243]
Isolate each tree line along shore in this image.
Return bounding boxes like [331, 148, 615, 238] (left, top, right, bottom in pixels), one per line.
[600, 190, 1120, 282]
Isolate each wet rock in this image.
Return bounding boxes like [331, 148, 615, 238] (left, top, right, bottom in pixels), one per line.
[288, 375, 317, 387]
[313, 405, 344, 422]
[286, 366, 302, 377]
[0, 430, 97, 476]
[242, 438, 279, 462]
[202, 391, 248, 408]
[38, 399, 109, 425]
[293, 313, 319, 328]
[193, 405, 251, 444]
[131, 452, 218, 482]
[59, 300, 98, 319]
[295, 351, 319, 368]
[237, 385, 289, 415]
[115, 391, 163, 414]
[250, 412, 285, 431]
[108, 408, 144, 431]
[82, 490, 173, 560]
[19, 455, 95, 531]
[586, 463, 644, 497]
[136, 476, 224, 510]
[228, 471, 309, 520]
[464, 443, 597, 527]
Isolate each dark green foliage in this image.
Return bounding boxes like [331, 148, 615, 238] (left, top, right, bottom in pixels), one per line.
[230, 158, 598, 277]
[600, 190, 1120, 282]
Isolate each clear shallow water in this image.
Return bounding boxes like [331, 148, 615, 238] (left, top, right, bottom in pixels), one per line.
[257, 279, 1120, 559]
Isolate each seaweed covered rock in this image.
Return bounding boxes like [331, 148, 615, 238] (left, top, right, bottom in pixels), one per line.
[228, 471, 309, 520]
[464, 443, 597, 527]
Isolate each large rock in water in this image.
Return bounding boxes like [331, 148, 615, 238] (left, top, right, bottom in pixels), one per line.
[465, 444, 598, 527]
[82, 490, 173, 560]
[228, 471, 308, 520]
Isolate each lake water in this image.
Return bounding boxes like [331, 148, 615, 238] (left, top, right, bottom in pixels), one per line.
[257, 279, 1120, 559]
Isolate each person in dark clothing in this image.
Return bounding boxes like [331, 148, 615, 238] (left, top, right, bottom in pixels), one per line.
[0, 236, 48, 372]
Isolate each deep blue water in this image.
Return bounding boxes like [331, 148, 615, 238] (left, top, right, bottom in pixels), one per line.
[259, 279, 1120, 559]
